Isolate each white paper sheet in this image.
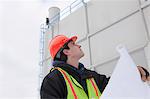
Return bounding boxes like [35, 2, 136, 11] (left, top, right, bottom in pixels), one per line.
[100, 45, 150, 99]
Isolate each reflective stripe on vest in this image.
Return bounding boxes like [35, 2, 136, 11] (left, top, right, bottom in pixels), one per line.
[90, 78, 99, 97]
[54, 67, 101, 99]
[56, 67, 78, 99]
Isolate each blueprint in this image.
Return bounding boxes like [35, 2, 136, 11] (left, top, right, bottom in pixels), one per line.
[100, 45, 150, 99]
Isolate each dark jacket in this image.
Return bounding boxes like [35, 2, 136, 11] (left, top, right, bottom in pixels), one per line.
[40, 61, 110, 99]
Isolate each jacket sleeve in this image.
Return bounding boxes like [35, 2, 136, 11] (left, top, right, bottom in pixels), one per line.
[92, 71, 110, 93]
[40, 70, 67, 99]
[97, 74, 110, 93]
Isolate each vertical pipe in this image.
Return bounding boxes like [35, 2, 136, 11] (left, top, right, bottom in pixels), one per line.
[82, 0, 94, 70]
[138, 0, 150, 70]
[48, 7, 60, 36]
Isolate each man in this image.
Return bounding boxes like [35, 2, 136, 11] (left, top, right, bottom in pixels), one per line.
[40, 35, 150, 99]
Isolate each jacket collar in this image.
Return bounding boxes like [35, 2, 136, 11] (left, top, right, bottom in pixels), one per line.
[52, 60, 93, 79]
[52, 60, 84, 70]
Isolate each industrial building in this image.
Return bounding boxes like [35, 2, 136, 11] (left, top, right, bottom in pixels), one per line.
[39, 0, 150, 87]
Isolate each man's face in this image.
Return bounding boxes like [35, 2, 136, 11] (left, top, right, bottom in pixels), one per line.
[65, 41, 84, 59]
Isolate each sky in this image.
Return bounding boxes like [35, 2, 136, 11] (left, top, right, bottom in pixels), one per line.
[0, 0, 74, 98]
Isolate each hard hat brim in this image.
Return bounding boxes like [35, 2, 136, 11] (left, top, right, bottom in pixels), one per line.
[68, 36, 77, 43]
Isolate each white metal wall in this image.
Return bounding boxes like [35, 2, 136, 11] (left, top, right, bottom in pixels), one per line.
[59, 6, 87, 41]
[45, 0, 150, 77]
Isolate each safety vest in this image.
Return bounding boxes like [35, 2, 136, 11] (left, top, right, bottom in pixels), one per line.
[53, 67, 101, 99]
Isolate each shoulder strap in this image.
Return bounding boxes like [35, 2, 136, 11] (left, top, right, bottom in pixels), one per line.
[53, 67, 78, 99]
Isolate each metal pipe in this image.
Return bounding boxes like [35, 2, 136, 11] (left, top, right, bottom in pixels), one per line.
[138, 0, 150, 70]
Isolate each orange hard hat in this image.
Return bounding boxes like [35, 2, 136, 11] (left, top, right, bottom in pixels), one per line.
[49, 35, 77, 60]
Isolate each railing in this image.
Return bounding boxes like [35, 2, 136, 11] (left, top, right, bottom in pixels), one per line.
[48, 0, 89, 27]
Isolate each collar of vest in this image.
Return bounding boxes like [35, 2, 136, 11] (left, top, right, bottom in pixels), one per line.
[52, 60, 93, 80]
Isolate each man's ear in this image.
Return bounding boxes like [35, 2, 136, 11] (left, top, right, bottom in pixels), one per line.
[63, 49, 70, 56]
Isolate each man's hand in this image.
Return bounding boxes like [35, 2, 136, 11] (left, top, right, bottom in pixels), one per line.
[137, 66, 150, 82]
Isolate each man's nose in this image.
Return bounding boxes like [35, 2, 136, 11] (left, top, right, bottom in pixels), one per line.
[76, 44, 81, 48]
[78, 45, 81, 48]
